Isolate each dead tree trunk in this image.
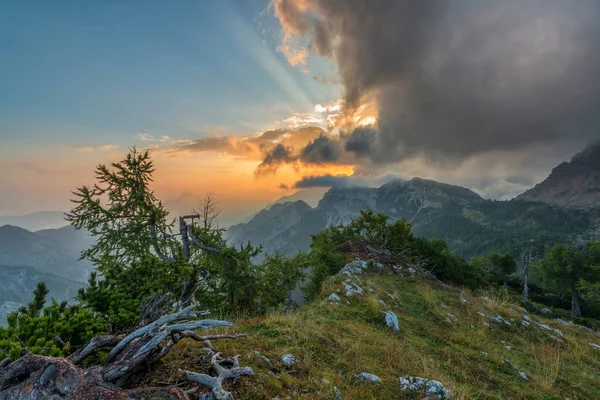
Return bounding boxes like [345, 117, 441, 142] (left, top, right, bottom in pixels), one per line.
[523, 266, 530, 304]
[0, 306, 251, 400]
[572, 285, 582, 317]
[519, 248, 537, 305]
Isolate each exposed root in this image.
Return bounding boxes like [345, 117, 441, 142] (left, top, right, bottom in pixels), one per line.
[0, 307, 248, 399]
[181, 352, 254, 400]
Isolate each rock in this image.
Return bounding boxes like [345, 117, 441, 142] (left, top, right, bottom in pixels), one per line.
[534, 322, 562, 336]
[343, 282, 364, 297]
[542, 308, 553, 315]
[548, 335, 564, 344]
[487, 315, 511, 326]
[505, 346, 512, 351]
[327, 293, 341, 302]
[339, 259, 368, 276]
[589, 343, 600, 350]
[553, 329, 564, 337]
[399, 376, 452, 399]
[460, 297, 471, 305]
[483, 296, 492, 302]
[555, 318, 572, 326]
[378, 299, 386, 305]
[447, 313, 458, 321]
[375, 263, 384, 268]
[521, 320, 530, 328]
[578, 324, 594, 333]
[384, 311, 400, 332]
[440, 303, 447, 309]
[480, 352, 488, 357]
[355, 372, 382, 383]
[408, 267, 416, 274]
[334, 386, 342, 400]
[523, 315, 532, 322]
[519, 371, 529, 381]
[477, 312, 485, 317]
[259, 355, 273, 367]
[503, 359, 528, 381]
[280, 354, 299, 368]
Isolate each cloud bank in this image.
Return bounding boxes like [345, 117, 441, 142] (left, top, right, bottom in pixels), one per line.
[266, 0, 600, 196]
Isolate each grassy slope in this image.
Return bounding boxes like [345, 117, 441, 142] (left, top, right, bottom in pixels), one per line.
[144, 266, 600, 399]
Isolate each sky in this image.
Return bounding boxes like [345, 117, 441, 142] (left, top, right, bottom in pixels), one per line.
[1, 0, 599, 225]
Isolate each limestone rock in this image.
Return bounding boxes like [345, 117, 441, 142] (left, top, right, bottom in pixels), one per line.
[399, 376, 452, 399]
[280, 354, 299, 368]
[355, 372, 382, 384]
[384, 311, 400, 332]
[327, 293, 341, 302]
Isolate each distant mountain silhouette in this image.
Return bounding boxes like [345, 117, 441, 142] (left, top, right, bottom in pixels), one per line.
[0, 224, 94, 282]
[0, 211, 68, 231]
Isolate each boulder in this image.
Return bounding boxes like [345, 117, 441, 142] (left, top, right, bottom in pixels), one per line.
[384, 311, 400, 332]
[399, 376, 452, 399]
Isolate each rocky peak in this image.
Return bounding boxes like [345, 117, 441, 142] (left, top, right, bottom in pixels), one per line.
[517, 142, 600, 209]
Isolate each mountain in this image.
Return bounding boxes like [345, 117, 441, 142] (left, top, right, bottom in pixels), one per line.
[0, 224, 94, 325]
[0, 225, 93, 282]
[0, 211, 68, 231]
[226, 200, 313, 250]
[0, 265, 82, 326]
[517, 142, 600, 209]
[227, 177, 598, 258]
[235, 188, 328, 225]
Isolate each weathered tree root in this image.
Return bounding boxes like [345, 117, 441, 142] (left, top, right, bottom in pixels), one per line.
[0, 306, 250, 400]
[181, 352, 254, 400]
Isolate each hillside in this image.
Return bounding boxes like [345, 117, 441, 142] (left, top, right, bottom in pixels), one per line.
[517, 142, 600, 209]
[142, 254, 600, 399]
[0, 265, 82, 326]
[0, 225, 94, 282]
[227, 178, 598, 259]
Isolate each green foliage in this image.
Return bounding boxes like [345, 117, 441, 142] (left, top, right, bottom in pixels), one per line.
[303, 210, 489, 297]
[254, 252, 309, 313]
[410, 237, 489, 289]
[303, 231, 347, 301]
[0, 283, 106, 361]
[533, 241, 600, 316]
[65, 147, 174, 267]
[77, 257, 195, 331]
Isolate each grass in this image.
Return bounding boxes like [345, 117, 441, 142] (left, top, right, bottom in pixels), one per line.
[141, 266, 600, 399]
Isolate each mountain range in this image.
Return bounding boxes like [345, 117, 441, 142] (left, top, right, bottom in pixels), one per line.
[0, 211, 68, 231]
[0, 224, 94, 326]
[227, 144, 600, 258]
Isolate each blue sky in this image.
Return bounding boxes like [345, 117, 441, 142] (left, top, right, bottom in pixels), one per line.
[0, 0, 339, 150]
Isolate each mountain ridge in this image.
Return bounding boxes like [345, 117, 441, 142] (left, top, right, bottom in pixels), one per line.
[517, 142, 600, 209]
[227, 175, 598, 258]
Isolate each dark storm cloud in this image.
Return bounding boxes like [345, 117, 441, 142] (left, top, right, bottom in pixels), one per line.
[299, 134, 342, 164]
[275, 0, 600, 163]
[342, 127, 377, 159]
[293, 174, 351, 188]
[256, 144, 296, 174]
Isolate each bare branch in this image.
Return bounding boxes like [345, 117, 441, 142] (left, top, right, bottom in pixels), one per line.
[181, 352, 254, 400]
